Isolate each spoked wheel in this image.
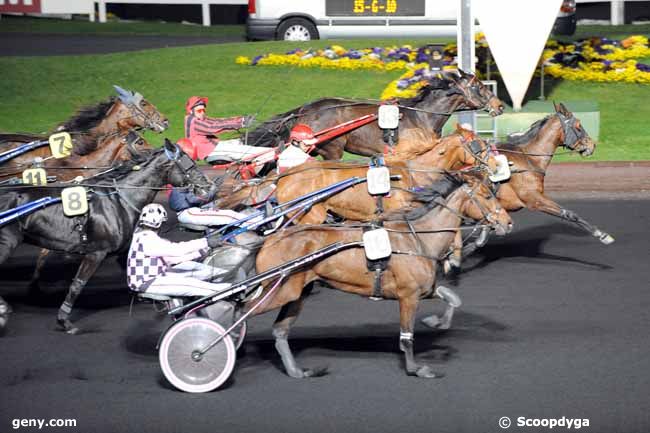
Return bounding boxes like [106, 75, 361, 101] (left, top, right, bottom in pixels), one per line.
[159, 317, 236, 393]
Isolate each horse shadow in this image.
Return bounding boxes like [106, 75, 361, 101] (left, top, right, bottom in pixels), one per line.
[454, 222, 613, 278]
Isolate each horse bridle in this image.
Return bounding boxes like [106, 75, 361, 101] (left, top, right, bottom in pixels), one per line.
[459, 135, 493, 171]
[460, 183, 503, 229]
[557, 111, 587, 150]
[163, 145, 202, 188]
[119, 93, 164, 131]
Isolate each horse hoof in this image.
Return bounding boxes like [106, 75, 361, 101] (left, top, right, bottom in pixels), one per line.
[57, 319, 80, 335]
[421, 315, 442, 329]
[414, 365, 444, 379]
[600, 233, 615, 245]
[288, 366, 328, 379]
[303, 366, 329, 378]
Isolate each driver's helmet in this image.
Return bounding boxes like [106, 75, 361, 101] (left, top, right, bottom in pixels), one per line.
[139, 203, 168, 229]
[289, 124, 315, 143]
[185, 96, 209, 115]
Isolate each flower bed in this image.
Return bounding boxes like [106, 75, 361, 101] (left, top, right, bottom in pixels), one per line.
[235, 34, 650, 100]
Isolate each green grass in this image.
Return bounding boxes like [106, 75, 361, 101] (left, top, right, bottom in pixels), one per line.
[0, 16, 244, 37]
[0, 24, 649, 161]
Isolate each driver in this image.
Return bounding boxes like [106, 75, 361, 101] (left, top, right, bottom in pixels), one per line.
[277, 123, 317, 173]
[184, 96, 275, 169]
[126, 203, 230, 297]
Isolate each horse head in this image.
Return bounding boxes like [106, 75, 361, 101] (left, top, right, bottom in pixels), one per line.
[460, 174, 512, 236]
[113, 85, 169, 133]
[553, 102, 595, 157]
[112, 130, 155, 163]
[434, 124, 498, 173]
[162, 138, 212, 190]
[450, 70, 504, 117]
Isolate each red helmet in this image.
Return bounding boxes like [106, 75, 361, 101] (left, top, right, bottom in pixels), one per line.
[176, 138, 198, 160]
[185, 96, 209, 115]
[289, 124, 315, 142]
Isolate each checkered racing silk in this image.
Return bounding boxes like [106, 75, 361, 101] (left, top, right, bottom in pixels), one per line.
[127, 231, 167, 292]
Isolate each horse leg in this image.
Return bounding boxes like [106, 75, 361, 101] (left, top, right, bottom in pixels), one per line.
[56, 251, 108, 334]
[526, 192, 615, 244]
[421, 286, 462, 330]
[0, 296, 11, 332]
[272, 297, 327, 378]
[0, 225, 23, 332]
[443, 231, 463, 274]
[398, 294, 443, 378]
[28, 248, 51, 292]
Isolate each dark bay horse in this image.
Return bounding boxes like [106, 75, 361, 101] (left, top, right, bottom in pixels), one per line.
[493, 102, 614, 245]
[0, 140, 210, 334]
[0, 85, 168, 182]
[246, 70, 504, 160]
[250, 175, 512, 379]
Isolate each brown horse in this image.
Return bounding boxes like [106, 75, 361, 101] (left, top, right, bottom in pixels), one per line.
[491, 102, 613, 246]
[246, 70, 504, 160]
[216, 125, 498, 215]
[0, 85, 168, 182]
[249, 175, 512, 379]
[0, 130, 153, 183]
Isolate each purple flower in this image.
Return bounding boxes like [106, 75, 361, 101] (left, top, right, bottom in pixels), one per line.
[636, 63, 650, 72]
[251, 55, 264, 65]
[396, 79, 410, 89]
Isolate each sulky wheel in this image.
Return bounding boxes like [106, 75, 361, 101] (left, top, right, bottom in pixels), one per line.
[159, 317, 236, 393]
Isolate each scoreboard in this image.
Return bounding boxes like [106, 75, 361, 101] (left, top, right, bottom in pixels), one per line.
[326, 0, 426, 17]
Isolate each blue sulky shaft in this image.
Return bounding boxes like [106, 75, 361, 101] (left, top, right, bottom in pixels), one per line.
[219, 176, 367, 242]
[0, 197, 62, 228]
[209, 176, 365, 238]
[0, 140, 49, 165]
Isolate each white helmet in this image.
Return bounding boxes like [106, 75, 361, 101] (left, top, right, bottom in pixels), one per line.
[139, 203, 168, 228]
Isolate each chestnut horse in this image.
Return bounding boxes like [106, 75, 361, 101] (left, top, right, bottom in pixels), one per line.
[246, 70, 504, 160]
[216, 125, 498, 215]
[249, 175, 512, 379]
[0, 85, 168, 182]
[491, 102, 613, 246]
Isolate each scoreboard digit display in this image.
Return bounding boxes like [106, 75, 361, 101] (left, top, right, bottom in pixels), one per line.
[326, 0, 426, 17]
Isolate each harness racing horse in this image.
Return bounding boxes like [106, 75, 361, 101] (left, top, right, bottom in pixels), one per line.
[246, 70, 504, 160]
[25, 132, 154, 287]
[492, 102, 614, 246]
[0, 85, 168, 182]
[0, 140, 211, 334]
[250, 175, 512, 379]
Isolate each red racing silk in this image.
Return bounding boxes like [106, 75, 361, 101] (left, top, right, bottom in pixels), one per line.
[184, 114, 245, 160]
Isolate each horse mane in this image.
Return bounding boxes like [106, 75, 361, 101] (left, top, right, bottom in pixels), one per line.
[396, 77, 452, 107]
[0, 133, 47, 145]
[55, 98, 118, 155]
[504, 115, 553, 146]
[59, 97, 116, 133]
[384, 173, 463, 221]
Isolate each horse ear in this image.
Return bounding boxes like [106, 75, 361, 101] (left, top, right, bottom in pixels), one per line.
[113, 85, 131, 102]
[553, 101, 560, 113]
[559, 102, 569, 114]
